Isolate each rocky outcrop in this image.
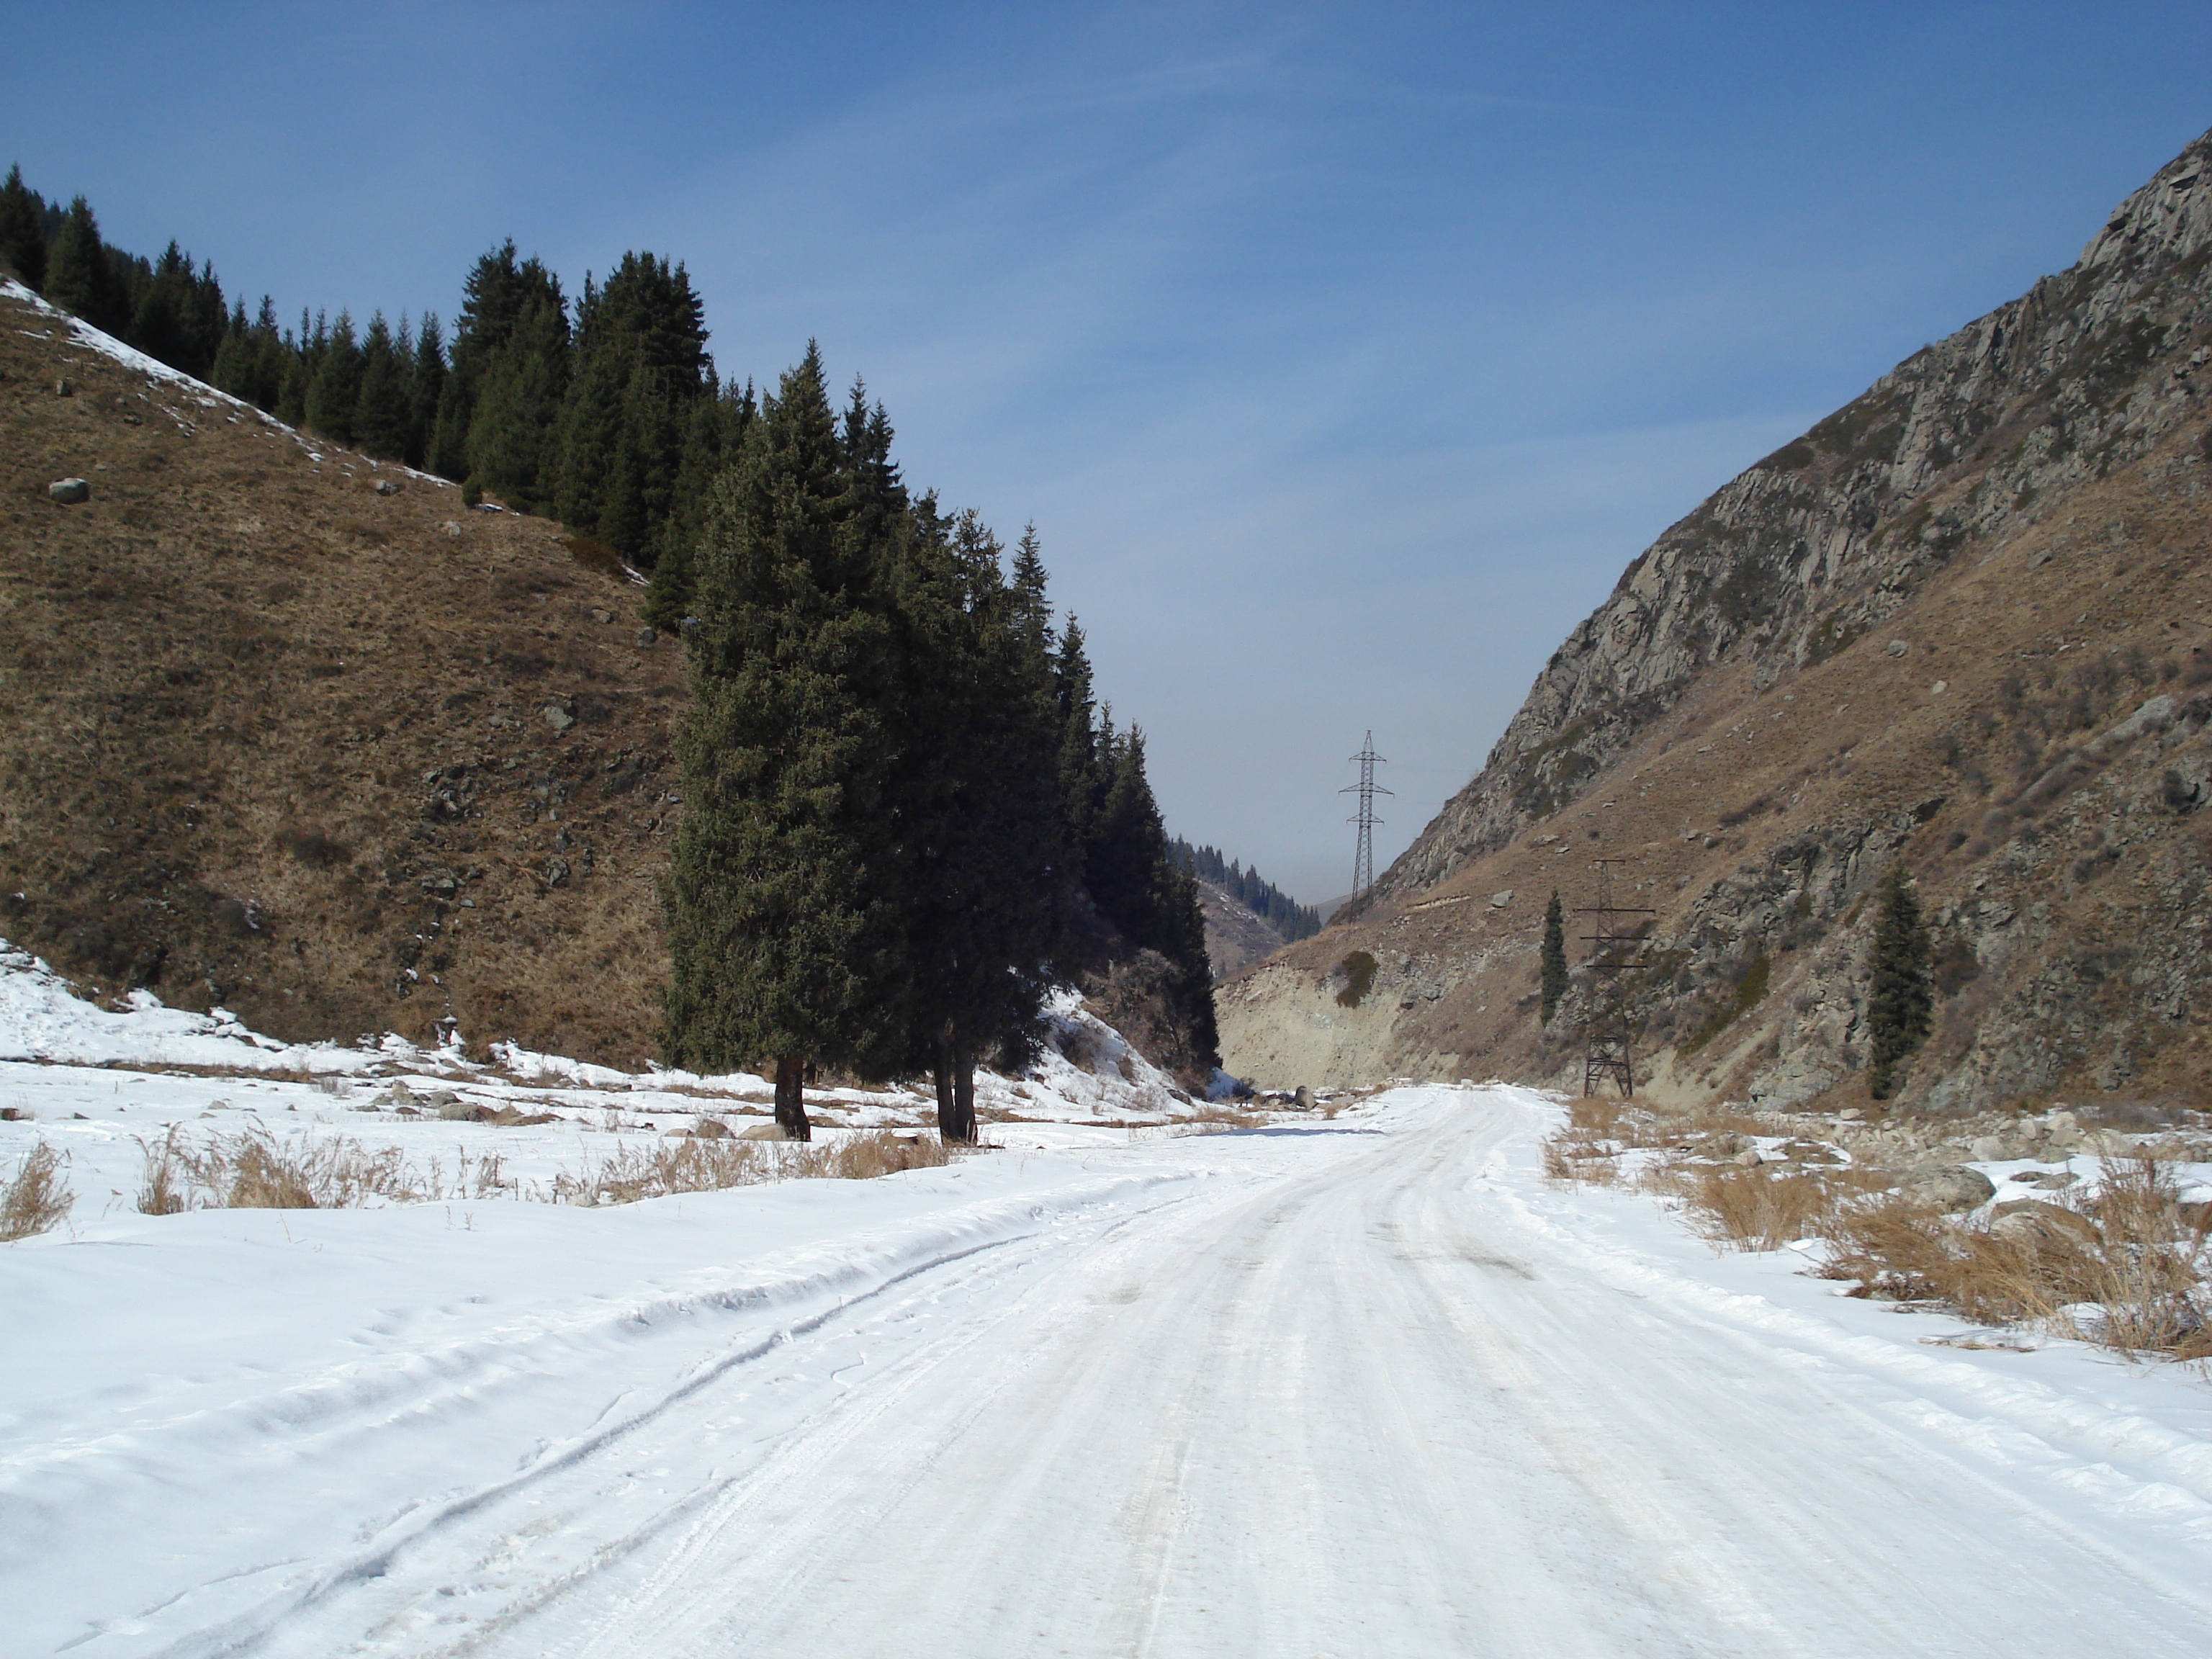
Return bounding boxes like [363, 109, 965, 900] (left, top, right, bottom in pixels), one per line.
[1364, 129, 2212, 907]
[1224, 128, 2212, 1122]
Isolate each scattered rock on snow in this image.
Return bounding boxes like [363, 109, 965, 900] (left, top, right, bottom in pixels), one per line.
[1900, 1164, 1996, 1212]
[1989, 1199, 2099, 1246]
[738, 1123, 788, 1141]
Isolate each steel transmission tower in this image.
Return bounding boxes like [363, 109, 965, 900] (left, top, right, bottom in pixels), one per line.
[1341, 732, 1391, 897]
[1574, 858, 1656, 1097]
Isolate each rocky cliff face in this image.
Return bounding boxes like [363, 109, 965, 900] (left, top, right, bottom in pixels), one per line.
[1370, 129, 2212, 902]
[1223, 127, 2212, 1122]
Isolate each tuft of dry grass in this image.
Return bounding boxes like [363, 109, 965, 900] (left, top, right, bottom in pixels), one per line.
[138, 1125, 422, 1210]
[136, 1129, 189, 1215]
[1819, 1158, 2211, 1358]
[547, 1128, 954, 1206]
[2, 1143, 73, 1241]
[1645, 1161, 1889, 1253]
[1180, 1105, 1267, 1134]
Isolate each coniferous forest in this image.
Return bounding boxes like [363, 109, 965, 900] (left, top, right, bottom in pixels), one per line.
[0, 164, 1217, 1129]
[1167, 839, 1322, 941]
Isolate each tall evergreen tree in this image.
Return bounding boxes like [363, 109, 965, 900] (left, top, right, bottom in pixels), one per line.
[44, 196, 128, 334]
[557, 252, 711, 560]
[886, 506, 1071, 1141]
[436, 241, 565, 487]
[408, 313, 447, 468]
[351, 312, 413, 461]
[1053, 619, 1101, 846]
[466, 283, 569, 507]
[1866, 870, 1933, 1099]
[1541, 890, 1569, 1025]
[0, 164, 45, 291]
[662, 344, 902, 1139]
[303, 310, 364, 445]
[644, 377, 753, 626]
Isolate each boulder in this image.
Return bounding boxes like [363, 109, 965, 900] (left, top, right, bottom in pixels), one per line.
[1969, 1136, 2005, 1162]
[1901, 1164, 1996, 1213]
[636, 626, 657, 647]
[373, 478, 400, 496]
[543, 703, 575, 733]
[1989, 1199, 2099, 1248]
[48, 477, 89, 504]
[738, 1122, 788, 1141]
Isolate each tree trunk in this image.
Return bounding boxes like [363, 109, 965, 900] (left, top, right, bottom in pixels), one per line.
[773, 1053, 811, 1141]
[950, 1046, 977, 1145]
[931, 1031, 961, 1143]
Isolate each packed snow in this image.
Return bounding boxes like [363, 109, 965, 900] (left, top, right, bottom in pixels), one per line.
[4, 948, 2211, 1655]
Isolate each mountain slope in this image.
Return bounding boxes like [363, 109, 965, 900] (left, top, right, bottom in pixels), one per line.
[1222, 127, 2212, 1116]
[0, 280, 683, 1066]
[1192, 876, 1294, 978]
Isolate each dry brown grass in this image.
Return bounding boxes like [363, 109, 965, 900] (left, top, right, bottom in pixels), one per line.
[2, 1143, 73, 1240]
[1819, 1158, 2211, 1358]
[1545, 1097, 2212, 1359]
[0, 284, 688, 1071]
[132, 1123, 958, 1213]
[548, 1128, 953, 1205]
[1181, 1104, 1268, 1133]
[139, 1125, 423, 1210]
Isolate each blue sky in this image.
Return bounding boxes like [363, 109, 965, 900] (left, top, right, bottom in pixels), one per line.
[9, 3, 2212, 900]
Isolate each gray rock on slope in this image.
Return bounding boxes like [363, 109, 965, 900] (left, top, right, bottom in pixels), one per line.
[1901, 1165, 1996, 1213]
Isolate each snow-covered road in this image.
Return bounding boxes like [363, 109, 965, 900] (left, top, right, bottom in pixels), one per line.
[13, 1087, 2212, 1657]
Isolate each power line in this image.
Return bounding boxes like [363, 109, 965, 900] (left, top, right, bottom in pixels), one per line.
[1341, 731, 1390, 898]
[1573, 858, 1656, 1098]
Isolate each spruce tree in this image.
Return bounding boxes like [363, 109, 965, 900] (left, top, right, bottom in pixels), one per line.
[304, 310, 364, 445]
[554, 252, 708, 562]
[246, 297, 289, 412]
[661, 344, 902, 1138]
[466, 284, 568, 508]
[351, 313, 413, 461]
[1866, 869, 1933, 1100]
[644, 377, 753, 626]
[408, 313, 447, 468]
[1541, 890, 1569, 1025]
[886, 506, 1071, 1141]
[0, 164, 45, 291]
[1053, 620, 1101, 846]
[45, 196, 127, 334]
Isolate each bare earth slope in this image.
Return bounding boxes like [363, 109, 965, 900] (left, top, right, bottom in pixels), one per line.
[0, 284, 683, 1066]
[1193, 876, 1292, 979]
[1224, 128, 2212, 1113]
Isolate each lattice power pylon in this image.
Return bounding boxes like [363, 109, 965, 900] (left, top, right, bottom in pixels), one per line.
[1574, 858, 1656, 1097]
[1341, 731, 1391, 898]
